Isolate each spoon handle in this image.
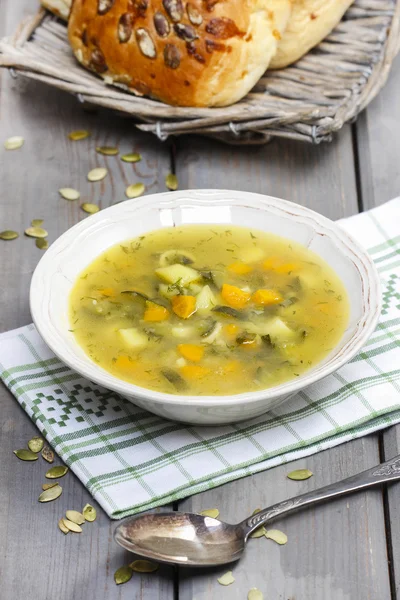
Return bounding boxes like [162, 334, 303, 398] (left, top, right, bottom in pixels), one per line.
[244, 454, 400, 536]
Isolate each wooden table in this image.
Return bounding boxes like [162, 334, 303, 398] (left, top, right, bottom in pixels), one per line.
[1, 3, 400, 599]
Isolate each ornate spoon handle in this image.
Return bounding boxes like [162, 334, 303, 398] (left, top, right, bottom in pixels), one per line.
[244, 455, 400, 537]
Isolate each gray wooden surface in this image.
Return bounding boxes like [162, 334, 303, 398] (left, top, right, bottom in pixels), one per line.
[0, 2, 399, 599]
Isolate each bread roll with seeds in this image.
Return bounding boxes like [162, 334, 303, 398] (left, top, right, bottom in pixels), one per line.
[270, 0, 355, 69]
[68, 0, 292, 107]
[41, 0, 71, 20]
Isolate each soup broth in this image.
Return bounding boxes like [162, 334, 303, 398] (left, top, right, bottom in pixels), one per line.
[69, 225, 349, 396]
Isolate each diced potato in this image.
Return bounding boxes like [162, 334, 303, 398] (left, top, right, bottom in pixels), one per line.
[159, 283, 180, 300]
[221, 284, 251, 309]
[264, 317, 297, 342]
[188, 283, 203, 296]
[238, 246, 265, 263]
[155, 264, 201, 286]
[176, 357, 187, 368]
[118, 328, 148, 349]
[172, 325, 196, 339]
[196, 285, 217, 312]
[171, 295, 197, 319]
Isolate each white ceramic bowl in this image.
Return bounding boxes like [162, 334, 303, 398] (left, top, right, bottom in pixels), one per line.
[30, 190, 381, 425]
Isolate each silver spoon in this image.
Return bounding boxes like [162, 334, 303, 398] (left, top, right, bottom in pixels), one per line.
[114, 454, 400, 567]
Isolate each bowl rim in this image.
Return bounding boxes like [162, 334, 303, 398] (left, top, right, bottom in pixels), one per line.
[30, 189, 382, 407]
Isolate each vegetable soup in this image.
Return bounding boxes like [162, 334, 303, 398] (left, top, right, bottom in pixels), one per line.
[69, 225, 349, 395]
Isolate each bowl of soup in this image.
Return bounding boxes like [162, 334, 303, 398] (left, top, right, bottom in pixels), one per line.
[30, 190, 381, 425]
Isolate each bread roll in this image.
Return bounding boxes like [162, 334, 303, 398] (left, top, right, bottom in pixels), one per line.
[68, 0, 292, 107]
[270, 0, 354, 70]
[41, 0, 71, 20]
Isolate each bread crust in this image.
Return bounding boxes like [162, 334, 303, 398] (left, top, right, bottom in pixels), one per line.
[68, 0, 291, 107]
[41, 0, 71, 20]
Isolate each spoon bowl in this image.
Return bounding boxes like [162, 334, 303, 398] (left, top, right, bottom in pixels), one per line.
[114, 512, 246, 566]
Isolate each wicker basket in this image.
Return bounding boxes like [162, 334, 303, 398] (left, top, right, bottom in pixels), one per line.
[0, 0, 399, 145]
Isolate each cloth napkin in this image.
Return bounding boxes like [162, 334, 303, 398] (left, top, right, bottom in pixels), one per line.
[1, 199, 399, 519]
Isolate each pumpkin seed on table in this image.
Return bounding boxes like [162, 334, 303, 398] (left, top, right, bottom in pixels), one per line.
[121, 152, 141, 163]
[63, 518, 82, 533]
[59, 187, 80, 201]
[199, 508, 219, 519]
[114, 566, 133, 585]
[42, 445, 54, 463]
[265, 529, 288, 545]
[25, 226, 48, 239]
[68, 130, 90, 141]
[81, 203, 100, 214]
[36, 238, 49, 250]
[87, 167, 108, 182]
[0, 230, 18, 240]
[13, 448, 38, 461]
[83, 503, 97, 522]
[96, 146, 119, 156]
[38, 484, 62, 503]
[129, 560, 159, 573]
[287, 469, 313, 481]
[4, 136, 24, 150]
[125, 183, 145, 198]
[248, 589, 263, 600]
[31, 219, 43, 227]
[58, 519, 69, 534]
[46, 465, 68, 478]
[42, 482, 59, 490]
[217, 571, 235, 586]
[165, 173, 178, 191]
[28, 436, 44, 453]
[66, 510, 85, 525]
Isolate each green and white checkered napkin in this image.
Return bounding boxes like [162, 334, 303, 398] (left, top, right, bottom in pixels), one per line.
[1, 199, 399, 519]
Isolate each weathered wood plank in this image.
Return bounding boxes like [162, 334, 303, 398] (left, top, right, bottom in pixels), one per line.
[175, 128, 391, 599]
[0, 3, 173, 599]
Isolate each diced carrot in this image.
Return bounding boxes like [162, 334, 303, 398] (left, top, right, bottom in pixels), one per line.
[98, 287, 115, 297]
[143, 301, 170, 322]
[227, 262, 253, 275]
[221, 284, 251, 309]
[171, 295, 197, 319]
[223, 323, 240, 339]
[223, 360, 241, 373]
[178, 344, 204, 362]
[262, 257, 300, 274]
[114, 355, 134, 369]
[252, 289, 283, 306]
[180, 365, 211, 380]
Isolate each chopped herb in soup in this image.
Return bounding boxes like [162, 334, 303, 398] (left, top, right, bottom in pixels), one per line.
[69, 225, 349, 396]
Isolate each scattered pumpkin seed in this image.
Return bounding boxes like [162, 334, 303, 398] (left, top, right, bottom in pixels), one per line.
[96, 146, 119, 156]
[13, 448, 38, 461]
[58, 518, 69, 534]
[25, 226, 48, 239]
[287, 469, 313, 481]
[87, 167, 108, 182]
[114, 566, 133, 585]
[63, 518, 82, 533]
[248, 588, 263, 600]
[42, 482, 59, 490]
[38, 484, 62, 503]
[68, 130, 90, 141]
[83, 503, 97, 522]
[4, 136, 24, 150]
[250, 508, 267, 538]
[265, 529, 288, 545]
[59, 187, 80, 201]
[129, 560, 159, 573]
[31, 219, 43, 227]
[81, 203, 100, 214]
[42, 445, 54, 463]
[66, 510, 85, 525]
[46, 465, 69, 479]
[217, 571, 235, 586]
[121, 152, 141, 163]
[28, 436, 44, 453]
[200, 509, 220, 519]
[36, 238, 49, 250]
[125, 183, 145, 198]
[0, 230, 18, 240]
[165, 173, 178, 191]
